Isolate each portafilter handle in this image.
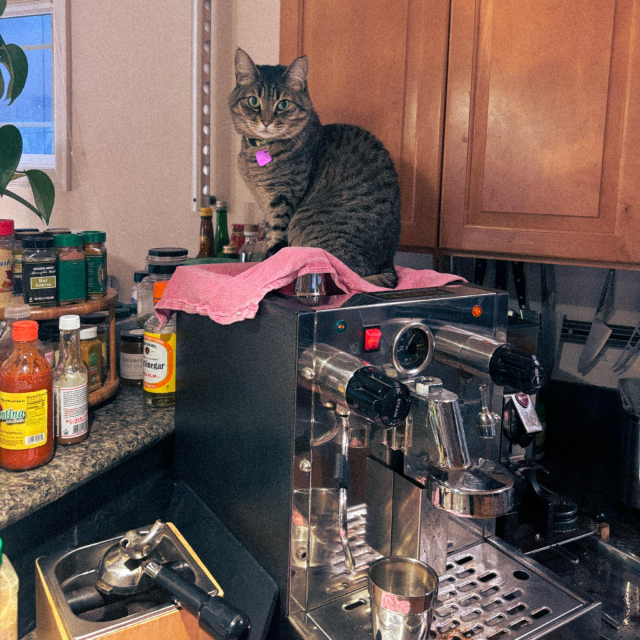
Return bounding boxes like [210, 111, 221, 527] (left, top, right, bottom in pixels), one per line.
[143, 560, 251, 640]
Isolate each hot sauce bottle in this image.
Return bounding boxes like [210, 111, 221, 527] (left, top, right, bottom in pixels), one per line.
[0, 320, 54, 471]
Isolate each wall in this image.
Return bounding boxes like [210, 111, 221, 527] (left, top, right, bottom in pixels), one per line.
[3, 0, 638, 388]
[2, 0, 194, 297]
[1, 0, 281, 297]
[397, 253, 640, 389]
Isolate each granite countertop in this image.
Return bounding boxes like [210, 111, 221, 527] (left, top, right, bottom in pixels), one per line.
[0, 387, 175, 531]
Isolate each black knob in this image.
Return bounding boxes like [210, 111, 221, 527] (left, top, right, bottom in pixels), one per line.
[345, 366, 411, 427]
[489, 344, 545, 394]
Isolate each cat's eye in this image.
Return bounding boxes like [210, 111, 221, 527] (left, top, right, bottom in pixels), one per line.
[276, 99, 291, 112]
[247, 96, 260, 110]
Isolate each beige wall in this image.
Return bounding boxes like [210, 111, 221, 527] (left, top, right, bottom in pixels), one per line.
[1, 0, 280, 299]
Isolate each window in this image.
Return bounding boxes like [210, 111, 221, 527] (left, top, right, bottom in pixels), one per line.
[0, 0, 70, 189]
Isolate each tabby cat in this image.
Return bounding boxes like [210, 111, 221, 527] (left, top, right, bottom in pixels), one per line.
[228, 49, 401, 287]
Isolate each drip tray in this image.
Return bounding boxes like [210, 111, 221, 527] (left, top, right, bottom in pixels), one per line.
[289, 538, 601, 640]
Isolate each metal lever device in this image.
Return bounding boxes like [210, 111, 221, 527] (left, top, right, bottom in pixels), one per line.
[433, 325, 545, 394]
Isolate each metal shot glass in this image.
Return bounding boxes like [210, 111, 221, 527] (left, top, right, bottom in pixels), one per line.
[368, 557, 439, 640]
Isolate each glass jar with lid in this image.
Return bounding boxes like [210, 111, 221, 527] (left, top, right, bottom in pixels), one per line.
[82, 231, 108, 299]
[136, 247, 188, 323]
[56, 234, 86, 305]
[0, 220, 14, 308]
[120, 329, 144, 387]
[22, 235, 58, 307]
[12, 229, 39, 297]
[81, 312, 109, 380]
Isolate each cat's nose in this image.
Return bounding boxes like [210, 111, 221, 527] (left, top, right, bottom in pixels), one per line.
[261, 120, 271, 128]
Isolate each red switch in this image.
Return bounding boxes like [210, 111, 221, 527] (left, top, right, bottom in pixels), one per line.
[363, 327, 382, 352]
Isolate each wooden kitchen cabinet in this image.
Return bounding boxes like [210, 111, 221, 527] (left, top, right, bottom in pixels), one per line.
[280, 0, 450, 250]
[441, 0, 640, 267]
[281, 0, 640, 267]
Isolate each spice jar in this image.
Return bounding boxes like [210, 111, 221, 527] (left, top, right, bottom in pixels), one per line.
[136, 247, 188, 322]
[81, 312, 109, 380]
[223, 244, 239, 260]
[231, 224, 245, 252]
[56, 234, 86, 305]
[22, 235, 58, 307]
[80, 326, 102, 393]
[82, 231, 107, 299]
[12, 229, 39, 297]
[0, 220, 14, 308]
[120, 329, 144, 387]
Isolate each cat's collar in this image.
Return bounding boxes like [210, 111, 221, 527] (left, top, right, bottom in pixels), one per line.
[246, 137, 270, 148]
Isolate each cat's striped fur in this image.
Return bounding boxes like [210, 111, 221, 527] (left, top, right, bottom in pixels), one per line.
[229, 49, 401, 287]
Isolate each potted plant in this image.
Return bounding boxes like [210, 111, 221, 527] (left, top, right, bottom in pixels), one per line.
[0, 0, 55, 223]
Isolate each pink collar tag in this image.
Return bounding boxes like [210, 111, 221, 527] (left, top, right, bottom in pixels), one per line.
[256, 149, 272, 166]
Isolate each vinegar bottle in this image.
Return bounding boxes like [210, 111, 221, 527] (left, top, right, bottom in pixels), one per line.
[143, 281, 176, 407]
[0, 320, 54, 471]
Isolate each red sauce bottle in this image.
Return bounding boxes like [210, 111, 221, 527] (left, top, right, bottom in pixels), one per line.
[0, 320, 54, 471]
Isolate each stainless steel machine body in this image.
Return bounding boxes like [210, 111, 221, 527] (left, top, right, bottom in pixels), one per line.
[174, 284, 600, 640]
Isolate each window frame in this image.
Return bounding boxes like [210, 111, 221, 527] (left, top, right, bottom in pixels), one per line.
[2, 0, 70, 190]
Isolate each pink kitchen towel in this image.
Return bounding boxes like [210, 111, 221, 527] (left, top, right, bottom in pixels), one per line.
[155, 247, 464, 325]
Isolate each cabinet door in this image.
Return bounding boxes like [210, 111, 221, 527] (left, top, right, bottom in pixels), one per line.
[441, 0, 640, 267]
[280, 0, 449, 250]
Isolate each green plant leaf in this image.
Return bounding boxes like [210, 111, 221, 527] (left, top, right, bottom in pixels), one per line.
[2, 188, 46, 222]
[0, 1, 6, 17]
[0, 124, 22, 194]
[0, 63, 4, 100]
[25, 169, 55, 223]
[4, 44, 28, 103]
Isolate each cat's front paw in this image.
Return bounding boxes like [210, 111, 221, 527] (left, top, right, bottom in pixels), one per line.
[265, 241, 288, 258]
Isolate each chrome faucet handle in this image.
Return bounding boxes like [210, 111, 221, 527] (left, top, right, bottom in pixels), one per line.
[477, 384, 498, 439]
[335, 406, 356, 572]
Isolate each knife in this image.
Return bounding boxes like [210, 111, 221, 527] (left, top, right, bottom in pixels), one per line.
[538, 264, 558, 377]
[577, 269, 616, 375]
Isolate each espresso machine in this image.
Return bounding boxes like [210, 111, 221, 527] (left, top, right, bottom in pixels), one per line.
[175, 283, 601, 640]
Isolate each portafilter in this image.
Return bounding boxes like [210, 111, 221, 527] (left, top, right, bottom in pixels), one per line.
[95, 520, 251, 640]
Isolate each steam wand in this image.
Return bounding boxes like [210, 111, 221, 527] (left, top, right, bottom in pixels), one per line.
[334, 405, 356, 572]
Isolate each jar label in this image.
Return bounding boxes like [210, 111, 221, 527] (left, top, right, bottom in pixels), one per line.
[0, 389, 48, 450]
[23, 261, 57, 305]
[86, 255, 106, 295]
[12, 255, 22, 295]
[0, 248, 13, 303]
[58, 258, 86, 303]
[54, 383, 88, 439]
[121, 352, 144, 380]
[143, 332, 176, 393]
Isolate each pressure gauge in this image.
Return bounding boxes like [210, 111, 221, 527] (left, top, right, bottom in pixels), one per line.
[391, 322, 434, 376]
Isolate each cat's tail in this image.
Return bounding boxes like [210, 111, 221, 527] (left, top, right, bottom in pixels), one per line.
[363, 265, 398, 289]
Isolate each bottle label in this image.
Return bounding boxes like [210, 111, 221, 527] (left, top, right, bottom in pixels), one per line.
[121, 352, 144, 380]
[54, 383, 88, 439]
[23, 261, 57, 304]
[0, 248, 13, 303]
[12, 255, 22, 295]
[143, 332, 176, 393]
[86, 255, 106, 295]
[58, 258, 86, 302]
[0, 389, 48, 450]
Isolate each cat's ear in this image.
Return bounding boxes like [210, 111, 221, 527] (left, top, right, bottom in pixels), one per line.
[235, 49, 260, 85]
[283, 56, 309, 90]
